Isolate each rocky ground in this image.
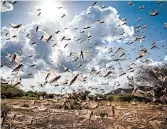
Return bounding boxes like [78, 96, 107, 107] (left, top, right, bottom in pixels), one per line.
[1, 99, 167, 129]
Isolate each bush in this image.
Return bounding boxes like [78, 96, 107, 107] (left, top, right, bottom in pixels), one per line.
[117, 95, 133, 102]
[1, 84, 24, 99]
[20, 96, 37, 100]
[34, 91, 47, 98]
[24, 91, 37, 98]
[105, 94, 136, 102]
[1, 84, 49, 99]
[105, 93, 152, 102]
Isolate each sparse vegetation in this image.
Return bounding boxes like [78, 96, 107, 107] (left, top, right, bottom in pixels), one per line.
[105, 94, 150, 102]
[0, 83, 156, 103]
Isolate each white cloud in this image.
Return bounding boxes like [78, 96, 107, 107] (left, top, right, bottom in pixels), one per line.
[51, 5, 134, 71]
[0, 66, 13, 81]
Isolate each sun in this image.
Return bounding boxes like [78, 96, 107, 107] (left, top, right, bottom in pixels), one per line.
[39, 0, 66, 20]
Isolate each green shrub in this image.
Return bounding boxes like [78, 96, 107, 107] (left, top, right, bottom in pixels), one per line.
[105, 94, 135, 102]
[20, 96, 37, 100]
[24, 91, 37, 98]
[34, 91, 47, 97]
[1, 84, 24, 99]
[117, 95, 133, 102]
[1, 84, 48, 99]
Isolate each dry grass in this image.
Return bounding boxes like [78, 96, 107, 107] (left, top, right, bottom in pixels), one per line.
[1, 99, 167, 129]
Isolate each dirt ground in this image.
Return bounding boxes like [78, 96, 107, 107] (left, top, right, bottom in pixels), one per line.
[1, 99, 167, 129]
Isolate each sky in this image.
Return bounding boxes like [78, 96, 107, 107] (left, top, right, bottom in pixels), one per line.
[1, 1, 167, 95]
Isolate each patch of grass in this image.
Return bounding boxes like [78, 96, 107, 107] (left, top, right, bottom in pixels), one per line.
[106, 94, 137, 102]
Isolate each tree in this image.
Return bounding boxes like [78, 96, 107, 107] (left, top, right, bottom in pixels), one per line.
[1, 84, 24, 98]
[129, 62, 167, 103]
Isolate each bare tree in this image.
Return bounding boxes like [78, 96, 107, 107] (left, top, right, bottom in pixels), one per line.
[129, 63, 167, 102]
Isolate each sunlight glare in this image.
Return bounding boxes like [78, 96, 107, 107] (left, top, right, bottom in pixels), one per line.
[39, 0, 66, 20]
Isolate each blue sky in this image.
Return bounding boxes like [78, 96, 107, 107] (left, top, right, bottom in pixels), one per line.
[1, 1, 167, 94]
